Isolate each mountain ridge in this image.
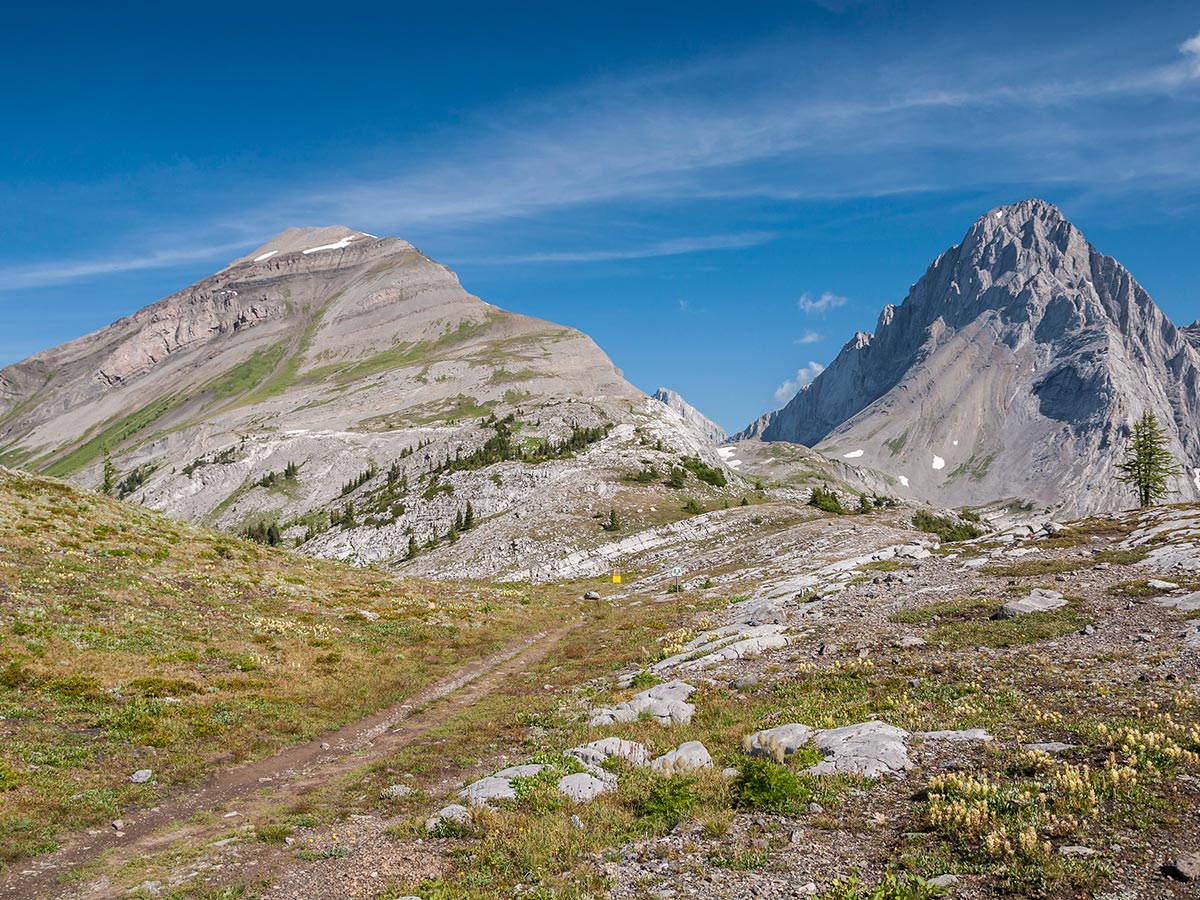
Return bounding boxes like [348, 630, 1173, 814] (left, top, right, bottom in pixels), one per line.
[737, 198, 1200, 515]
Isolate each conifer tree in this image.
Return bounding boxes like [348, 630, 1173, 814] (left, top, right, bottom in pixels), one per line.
[1117, 411, 1182, 507]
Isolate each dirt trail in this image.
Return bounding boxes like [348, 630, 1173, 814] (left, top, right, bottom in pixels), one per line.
[1, 623, 578, 900]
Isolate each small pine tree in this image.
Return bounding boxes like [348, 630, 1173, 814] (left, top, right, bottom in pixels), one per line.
[463, 501, 475, 530]
[857, 493, 873, 514]
[405, 536, 417, 560]
[102, 448, 116, 495]
[1117, 411, 1182, 507]
[666, 467, 687, 489]
[601, 508, 621, 532]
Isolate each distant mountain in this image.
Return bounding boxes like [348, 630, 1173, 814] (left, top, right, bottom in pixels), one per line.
[652, 388, 726, 444]
[738, 199, 1200, 515]
[0, 227, 737, 575]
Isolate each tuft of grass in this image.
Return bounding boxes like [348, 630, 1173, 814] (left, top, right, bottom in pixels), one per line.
[733, 757, 810, 813]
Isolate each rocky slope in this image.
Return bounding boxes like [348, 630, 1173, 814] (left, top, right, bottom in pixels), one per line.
[0, 227, 753, 577]
[652, 387, 726, 444]
[739, 199, 1200, 517]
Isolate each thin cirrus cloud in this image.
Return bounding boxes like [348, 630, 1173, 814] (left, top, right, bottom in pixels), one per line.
[774, 362, 826, 404]
[795, 330, 823, 344]
[797, 292, 848, 314]
[5, 29, 1200, 293]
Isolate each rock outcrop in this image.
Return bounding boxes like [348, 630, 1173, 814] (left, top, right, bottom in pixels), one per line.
[652, 387, 726, 444]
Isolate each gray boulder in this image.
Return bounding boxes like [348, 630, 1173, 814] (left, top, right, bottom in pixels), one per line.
[557, 772, 614, 803]
[425, 803, 472, 833]
[588, 681, 696, 727]
[807, 721, 911, 777]
[566, 738, 651, 768]
[129, 769, 153, 784]
[651, 741, 714, 774]
[742, 724, 815, 762]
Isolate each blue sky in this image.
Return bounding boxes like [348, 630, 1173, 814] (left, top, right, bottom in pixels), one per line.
[2, 1, 1199, 431]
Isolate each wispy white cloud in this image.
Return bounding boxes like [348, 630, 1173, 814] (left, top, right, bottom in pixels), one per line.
[795, 330, 823, 344]
[0, 241, 250, 292]
[1183, 31, 1200, 76]
[798, 292, 848, 314]
[467, 231, 776, 265]
[774, 362, 826, 404]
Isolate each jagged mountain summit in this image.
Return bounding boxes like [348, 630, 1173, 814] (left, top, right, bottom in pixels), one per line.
[651, 387, 726, 444]
[738, 199, 1200, 516]
[0, 227, 739, 576]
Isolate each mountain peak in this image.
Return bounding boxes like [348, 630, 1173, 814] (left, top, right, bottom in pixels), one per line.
[231, 226, 408, 267]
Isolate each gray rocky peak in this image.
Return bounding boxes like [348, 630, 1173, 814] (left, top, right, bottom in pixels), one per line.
[737, 198, 1200, 516]
[651, 387, 726, 444]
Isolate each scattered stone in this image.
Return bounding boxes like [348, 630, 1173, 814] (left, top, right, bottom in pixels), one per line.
[731, 674, 760, 690]
[129, 769, 153, 784]
[998, 588, 1066, 618]
[894, 635, 926, 649]
[381, 784, 414, 799]
[651, 741, 714, 774]
[808, 802, 825, 814]
[1148, 579, 1179, 590]
[743, 723, 815, 762]
[425, 803, 472, 833]
[558, 772, 613, 803]
[583, 591, 601, 600]
[111, 819, 125, 831]
[1058, 845, 1098, 857]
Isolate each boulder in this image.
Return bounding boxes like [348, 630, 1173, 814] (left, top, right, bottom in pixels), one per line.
[588, 681, 696, 727]
[916, 729, 992, 742]
[129, 769, 153, 784]
[806, 721, 911, 778]
[381, 783, 414, 799]
[557, 772, 613, 803]
[743, 724, 815, 762]
[1165, 851, 1200, 882]
[651, 741, 714, 774]
[425, 803, 472, 833]
[566, 738, 650, 768]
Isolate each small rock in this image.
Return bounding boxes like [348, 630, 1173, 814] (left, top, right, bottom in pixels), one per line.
[808, 802, 824, 814]
[381, 784, 414, 799]
[1058, 845, 1098, 857]
[927, 874, 960, 889]
[129, 769, 153, 784]
[731, 675, 760, 690]
[1165, 851, 1200, 882]
[320, 742, 331, 751]
[425, 803, 472, 833]
[558, 772, 613, 803]
[894, 635, 926, 649]
[998, 588, 1066, 618]
[583, 591, 601, 601]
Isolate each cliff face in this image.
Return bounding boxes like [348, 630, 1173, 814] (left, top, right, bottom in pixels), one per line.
[652, 388, 726, 444]
[738, 199, 1200, 515]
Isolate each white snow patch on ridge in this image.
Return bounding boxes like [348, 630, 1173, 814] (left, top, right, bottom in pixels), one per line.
[303, 236, 356, 254]
[254, 250, 278, 262]
[717, 447, 736, 460]
[843, 449, 864, 459]
[1193, 468, 1200, 493]
[932, 456, 945, 470]
[898, 475, 909, 487]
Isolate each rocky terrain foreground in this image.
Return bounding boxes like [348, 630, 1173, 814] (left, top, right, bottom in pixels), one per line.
[2, 468, 1198, 900]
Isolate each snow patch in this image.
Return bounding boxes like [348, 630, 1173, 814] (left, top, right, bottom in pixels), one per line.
[932, 456, 946, 471]
[952, 440, 959, 446]
[717, 447, 736, 460]
[728, 460, 742, 470]
[843, 449, 864, 459]
[898, 475, 909, 487]
[1193, 468, 1200, 493]
[303, 236, 356, 254]
[253, 250, 278, 262]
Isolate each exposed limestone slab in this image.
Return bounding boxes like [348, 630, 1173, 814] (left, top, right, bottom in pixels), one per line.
[806, 721, 911, 778]
[459, 764, 546, 806]
[1155, 591, 1200, 612]
[588, 681, 696, 727]
[566, 738, 651, 768]
[998, 588, 1066, 618]
[916, 729, 992, 742]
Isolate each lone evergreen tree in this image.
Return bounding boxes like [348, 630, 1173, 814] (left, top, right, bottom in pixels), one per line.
[1117, 411, 1181, 507]
[463, 501, 475, 530]
[101, 448, 116, 496]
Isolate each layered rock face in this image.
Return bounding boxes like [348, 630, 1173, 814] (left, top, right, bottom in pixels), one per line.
[738, 199, 1200, 515]
[652, 387, 726, 444]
